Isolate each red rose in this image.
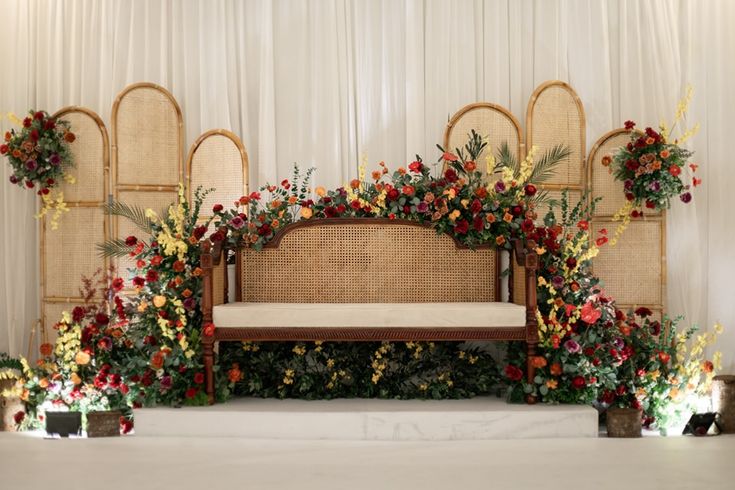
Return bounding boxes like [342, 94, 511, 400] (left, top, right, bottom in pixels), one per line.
[583, 347, 595, 357]
[0, 144, 8, 155]
[95, 312, 110, 325]
[336, 204, 346, 214]
[203, 322, 216, 337]
[454, 219, 469, 235]
[44, 119, 56, 130]
[146, 270, 159, 283]
[521, 219, 535, 233]
[23, 117, 32, 127]
[624, 120, 636, 130]
[121, 418, 134, 434]
[132, 276, 145, 288]
[173, 260, 185, 272]
[13, 411, 25, 425]
[600, 390, 616, 404]
[125, 236, 138, 246]
[473, 216, 484, 232]
[402, 185, 415, 196]
[595, 236, 608, 247]
[25, 180, 34, 189]
[625, 160, 640, 172]
[669, 165, 681, 177]
[72, 306, 86, 322]
[29, 129, 39, 142]
[504, 365, 524, 382]
[470, 199, 482, 214]
[658, 351, 671, 364]
[387, 188, 400, 201]
[111, 277, 124, 292]
[185, 387, 198, 399]
[565, 257, 577, 269]
[474, 186, 488, 199]
[616, 384, 627, 396]
[524, 184, 537, 197]
[120, 383, 130, 395]
[444, 168, 458, 183]
[511, 205, 523, 216]
[194, 373, 205, 384]
[645, 200, 655, 209]
[572, 376, 586, 389]
[409, 161, 423, 173]
[211, 203, 224, 213]
[634, 307, 652, 317]
[210, 231, 224, 242]
[34, 111, 45, 121]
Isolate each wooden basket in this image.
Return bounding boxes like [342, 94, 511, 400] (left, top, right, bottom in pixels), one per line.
[86, 410, 121, 438]
[606, 407, 642, 438]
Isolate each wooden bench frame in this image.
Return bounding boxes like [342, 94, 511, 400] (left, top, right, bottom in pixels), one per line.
[200, 218, 539, 404]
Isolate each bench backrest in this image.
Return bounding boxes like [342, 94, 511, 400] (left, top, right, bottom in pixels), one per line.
[239, 219, 499, 303]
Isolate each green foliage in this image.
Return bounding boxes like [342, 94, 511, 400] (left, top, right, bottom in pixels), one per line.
[219, 341, 502, 400]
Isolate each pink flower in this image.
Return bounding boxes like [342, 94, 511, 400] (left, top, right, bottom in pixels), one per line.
[580, 302, 601, 324]
[564, 339, 581, 354]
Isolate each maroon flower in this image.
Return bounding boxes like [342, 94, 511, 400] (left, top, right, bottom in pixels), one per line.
[494, 181, 506, 193]
[524, 184, 537, 197]
[504, 365, 523, 382]
[185, 387, 198, 399]
[72, 306, 86, 323]
[634, 307, 652, 317]
[624, 120, 636, 130]
[146, 270, 159, 283]
[132, 276, 145, 288]
[625, 159, 640, 172]
[454, 219, 469, 235]
[387, 188, 400, 201]
[473, 216, 484, 232]
[565, 257, 577, 269]
[212, 204, 224, 213]
[649, 321, 661, 336]
[521, 219, 534, 233]
[97, 337, 113, 351]
[193, 225, 207, 240]
[13, 411, 25, 425]
[95, 312, 110, 325]
[194, 372, 205, 384]
[210, 231, 225, 242]
[470, 199, 482, 214]
[680, 192, 692, 203]
[125, 236, 138, 246]
[572, 376, 586, 389]
[444, 168, 458, 183]
[257, 223, 272, 236]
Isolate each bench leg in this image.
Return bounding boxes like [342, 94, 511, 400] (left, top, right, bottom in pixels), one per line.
[203, 337, 215, 405]
[525, 341, 538, 405]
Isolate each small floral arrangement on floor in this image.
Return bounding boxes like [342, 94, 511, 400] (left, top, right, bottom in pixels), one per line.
[604, 87, 701, 244]
[212, 131, 570, 251]
[1, 110, 76, 229]
[505, 192, 619, 404]
[601, 309, 723, 433]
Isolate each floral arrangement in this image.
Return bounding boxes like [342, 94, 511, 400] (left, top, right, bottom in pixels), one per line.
[1, 110, 76, 229]
[505, 193, 620, 404]
[604, 88, 701, 244]
[602, 310, 722, 432]
[13, 271, 134, 433]
[211, 132, 570, 252]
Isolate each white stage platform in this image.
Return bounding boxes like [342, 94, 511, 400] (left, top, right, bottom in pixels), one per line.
[134, 397, 598, 440]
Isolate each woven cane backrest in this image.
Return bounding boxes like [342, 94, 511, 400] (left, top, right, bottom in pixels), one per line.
[241, 220, 498, 303]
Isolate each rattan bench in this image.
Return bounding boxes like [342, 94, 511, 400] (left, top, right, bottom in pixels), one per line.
[200, 218, 539, 403]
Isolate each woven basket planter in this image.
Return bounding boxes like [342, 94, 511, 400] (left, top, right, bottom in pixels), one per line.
[86, 410, 121, 437]
[712, 375, 735, 433]
[606, 407, 642, 438]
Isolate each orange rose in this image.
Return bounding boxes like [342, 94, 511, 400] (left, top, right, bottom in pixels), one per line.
[70, 372, 82, 385]
[486, 213, 496, 224]
[151, 351, 165, 370]
[660, 149, 670, 159]
[182, 288, 193, 298]
[503, 212, 513, 223]
[173, 260, 185, 272]
[550, 363, 562, 376]
[193, 267, 203, 277]
[530, 356, 547, 368]
[350, 179, 361, 189]
[601, 155, 612, 167]
[288, 195, 298, 205]
[645, 137, 655, 145]
[39, 343, 53, 357]
[702, 361, 714, 373]
[464, 161, 477, 172]
[228, 364, 243, 383]
[372, 170, 382, 180]
[75, 351, 91, 365]
[495, 236, 506, 246]
[38, 378, 49, 389]
[300, 207, 313, 219]
[64, 132, 76, 143]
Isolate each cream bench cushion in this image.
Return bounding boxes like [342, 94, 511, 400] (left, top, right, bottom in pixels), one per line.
[213, 302, 526, 329]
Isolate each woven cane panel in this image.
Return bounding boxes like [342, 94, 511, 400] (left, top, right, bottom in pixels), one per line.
[446, 105, 521, 177]
[43, 207, 106, 298]
[212, 260, 226, 306]
[189, 133, 246, 216]
[527, 84, 585, 187]
[511, 261, 526, 307]
[242, 223, 497, 303]
[115, 86, 180, 186]
[115, 190, 177, 281]
[591, 220, 663, 306]
[56, 111, 106, 202]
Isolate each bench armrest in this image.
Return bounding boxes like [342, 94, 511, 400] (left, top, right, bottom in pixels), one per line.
[200, 227, 228, 324]
[511, 239, 539, 345]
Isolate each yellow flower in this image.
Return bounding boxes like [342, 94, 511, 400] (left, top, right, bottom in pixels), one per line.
[315, 186, 326, 197]
[714, 323, 724, 335]
[448, 209, 461, 221]
[70, 372, 82, 385]
[300, 207, 313, 219]
[326, 359, 335, 369]
[153, 295, 167, 308]
[419, 383, 428, 391]
[292, 345, 306, 356]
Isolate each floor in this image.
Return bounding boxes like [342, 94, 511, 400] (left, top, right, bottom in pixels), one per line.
[1, 432, 733, 490]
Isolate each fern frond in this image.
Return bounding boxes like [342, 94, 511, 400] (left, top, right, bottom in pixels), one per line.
[104, 200, 155, 233]
[96, 239, 136, 258]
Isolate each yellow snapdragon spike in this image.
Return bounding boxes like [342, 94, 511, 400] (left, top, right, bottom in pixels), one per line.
[714, 323, 724, 335]
[6, 112, 22, 126]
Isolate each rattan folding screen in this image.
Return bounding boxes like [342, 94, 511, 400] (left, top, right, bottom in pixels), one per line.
[588, 129, 666, 318]
[111, 83, 184, 282]
[41, 107, 110, 333]
[526, 81, 586, 220]
[186, 129, 249, 226]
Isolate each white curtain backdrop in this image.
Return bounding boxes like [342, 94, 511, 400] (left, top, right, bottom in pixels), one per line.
[1, 0, 733, 371]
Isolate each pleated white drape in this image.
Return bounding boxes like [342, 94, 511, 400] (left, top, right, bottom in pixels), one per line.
[1, 0, 734, 370]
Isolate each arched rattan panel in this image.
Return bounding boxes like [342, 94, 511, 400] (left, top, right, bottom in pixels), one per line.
[42, 107, 110, 332]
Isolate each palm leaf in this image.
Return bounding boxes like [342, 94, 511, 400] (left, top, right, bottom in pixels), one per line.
[104, 200, 155, 234]
[528, 144, 571, 184]
[496, 142, 518, 175]
[96, 238, 136, 258]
